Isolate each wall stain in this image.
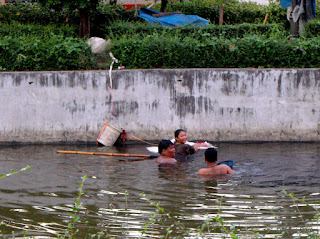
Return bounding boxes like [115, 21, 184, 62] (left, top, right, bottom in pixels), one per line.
[196, 96, 213, 114]
[104, 96, 111, 106]
[79, 73, 88, 90]
[113, 100, 139, 116]
[64, 100, 86, 115]
[240, 81, 248, 95]
[40, 74, 49, 87]
[179, 70, 196, 94]
[302, 71, 311, 88]
[52, 74, 62, 88]
[68, 72, 76, 88]
[294, 72, 301, 89]
[92, 75, 99, 88]
[152, 100, 159, 109]
[277, 76, 282, 97]
[12, 74, 23, 86]
[221, 72, 239, 96]
[176, 95, 196, 117]
[111, 71, 135, 90]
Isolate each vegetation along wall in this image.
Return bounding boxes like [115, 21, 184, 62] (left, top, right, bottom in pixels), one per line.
[0, 68, 319, 144]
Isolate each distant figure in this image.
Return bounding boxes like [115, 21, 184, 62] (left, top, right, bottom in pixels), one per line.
[198, 148, 234, 176]
[156, 140, 177, 164]
[174, 129, 198, 160]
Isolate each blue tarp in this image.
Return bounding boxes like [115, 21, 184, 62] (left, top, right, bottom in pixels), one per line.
[280, 0, 315, 20]
[280, 0, 296, 8]
[138, 8, 210, 27]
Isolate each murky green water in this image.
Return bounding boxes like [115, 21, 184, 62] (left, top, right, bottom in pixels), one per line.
[0, 143, 320, 238]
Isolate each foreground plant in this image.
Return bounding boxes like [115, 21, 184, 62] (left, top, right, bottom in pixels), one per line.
[0, 166, 31, 179]
[139, 193, 240, 238]
[282, 190, 320, 238]
[139, 192, 193, 238]
[58, 175, 86, 239]
[0, 166, 32, 238]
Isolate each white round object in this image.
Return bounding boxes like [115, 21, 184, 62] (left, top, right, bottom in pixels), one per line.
[87, 37, 109, 54]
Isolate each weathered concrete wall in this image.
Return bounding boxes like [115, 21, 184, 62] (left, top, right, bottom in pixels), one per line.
[1, 69, 320, 143]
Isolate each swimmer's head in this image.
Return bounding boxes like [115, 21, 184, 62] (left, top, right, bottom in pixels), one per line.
[205, 148, 218, 163]
[174, 129, 187, 144]
[158, 140, 174, 154]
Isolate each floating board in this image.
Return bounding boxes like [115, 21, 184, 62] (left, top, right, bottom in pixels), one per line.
[146, 140, 216, 154]
[217, 160, 234, 169]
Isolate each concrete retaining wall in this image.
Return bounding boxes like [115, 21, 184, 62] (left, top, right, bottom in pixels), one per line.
[1, 69, 320, 144]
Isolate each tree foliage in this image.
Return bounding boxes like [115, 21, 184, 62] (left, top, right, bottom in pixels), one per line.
[36, 0, 99, 37]
[36, 0, 98, 12]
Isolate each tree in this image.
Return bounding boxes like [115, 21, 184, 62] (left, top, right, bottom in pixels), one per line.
[160, 0, 168, 12]
[37, 0, 99, 38]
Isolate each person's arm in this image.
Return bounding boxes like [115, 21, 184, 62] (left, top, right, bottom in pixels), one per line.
[216, 165, 234, 175]
[187, 144, 198, 155]
[226, 166, 235, 175]
[193, 143, 199, 152]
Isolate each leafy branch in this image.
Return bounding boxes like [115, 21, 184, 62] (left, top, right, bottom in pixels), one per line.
[0, 166, 32, 179]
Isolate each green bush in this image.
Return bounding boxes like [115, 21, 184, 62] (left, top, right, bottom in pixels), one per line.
[0, 35, 97, 71]
[111, 33, 320, 68]
[0, 2, 142, 38]
[305, 20, 320, 37]
[91, 4, 143, 37]
[104, 21, 286, 40]
[0, 0, 288, 30]
[0, 22, 78, 38]
[0, 2, 77, 25]
[164, 0, 284, 25]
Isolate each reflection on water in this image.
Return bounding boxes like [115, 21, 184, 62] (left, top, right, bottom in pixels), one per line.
[0, 143, 320, 238]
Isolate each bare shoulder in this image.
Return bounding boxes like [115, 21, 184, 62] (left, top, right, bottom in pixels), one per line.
[216, 164, 234, 174]
[156, 156, 177, 164]
[198, 165, 234, 176]
[197, 168, 213, 175]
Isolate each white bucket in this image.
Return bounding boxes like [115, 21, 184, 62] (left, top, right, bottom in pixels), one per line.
[97, 121, 122, 146]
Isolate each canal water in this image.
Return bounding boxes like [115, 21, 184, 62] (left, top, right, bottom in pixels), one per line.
[0, 143, 320, 238]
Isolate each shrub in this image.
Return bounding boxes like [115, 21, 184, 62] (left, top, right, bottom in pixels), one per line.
[305, 20, 320, 37]
[0, 22, 78, 38]
[111, 33, 320, 68]
[91, 4, 143, 37]
[164, 0, 285, 25]
[0, 0, 288, 30]
[0, 35, 97, 71]
[104, 21, 286, 40]
[0, 2, 142, 38]
[0, 2, 77, 25]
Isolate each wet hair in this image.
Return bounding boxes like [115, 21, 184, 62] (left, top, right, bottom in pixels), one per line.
[205, 148, 218, 163]
[174, 129, 185, 138]
[158, 140, 174, 154]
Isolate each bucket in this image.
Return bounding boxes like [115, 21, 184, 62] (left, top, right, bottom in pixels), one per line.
[97, 121, 122, 146]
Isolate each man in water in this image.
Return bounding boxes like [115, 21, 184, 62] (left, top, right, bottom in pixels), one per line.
[198, 148, 234, 176]
[156, 140, 177, 164]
